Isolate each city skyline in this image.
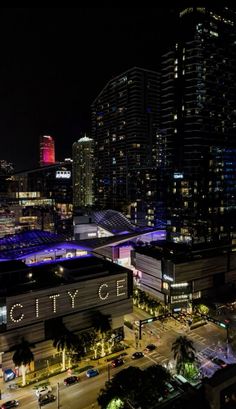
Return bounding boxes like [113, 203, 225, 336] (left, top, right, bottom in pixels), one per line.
[0, 7, 175, 170]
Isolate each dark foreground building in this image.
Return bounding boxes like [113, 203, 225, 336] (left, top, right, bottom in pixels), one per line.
[0, 256, 133, 377]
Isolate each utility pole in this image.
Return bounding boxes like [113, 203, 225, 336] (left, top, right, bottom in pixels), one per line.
[57, 382, 60, 409]
[107, 364, 111, 382]
[139, 321, 142, 340]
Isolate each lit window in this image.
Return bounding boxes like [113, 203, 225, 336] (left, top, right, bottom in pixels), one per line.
[174, 73, 178, 78]
[174, 114, 178, 120]
[163, 282, 169, 290]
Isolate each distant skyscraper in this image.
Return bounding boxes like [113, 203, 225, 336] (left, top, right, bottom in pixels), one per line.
[72, 136, 94, 209]
[160, 6, 236, 243]
[92, 67, 160, 225]
[40, 135, 55, 166]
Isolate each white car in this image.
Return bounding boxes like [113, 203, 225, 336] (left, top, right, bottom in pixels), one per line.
[35, 385, 52, 398]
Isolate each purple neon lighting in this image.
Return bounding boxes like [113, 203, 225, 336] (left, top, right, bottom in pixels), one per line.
[26, 253, 92, 267]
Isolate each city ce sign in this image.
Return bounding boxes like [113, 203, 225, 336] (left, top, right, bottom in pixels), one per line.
[7, 277, 127, 326]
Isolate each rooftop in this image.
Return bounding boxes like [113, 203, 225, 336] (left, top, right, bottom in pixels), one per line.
[0, 254, 132, 297]
[134, 240, 233, 263]
[205, 364, 236, 387]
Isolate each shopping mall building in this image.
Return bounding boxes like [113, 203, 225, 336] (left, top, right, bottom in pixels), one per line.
[0, 254, 133, 378]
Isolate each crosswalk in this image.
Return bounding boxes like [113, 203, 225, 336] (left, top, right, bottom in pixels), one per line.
[188, 332, 206, 345]
[149, 323, 206, 343]
[145, 350, 169, 366]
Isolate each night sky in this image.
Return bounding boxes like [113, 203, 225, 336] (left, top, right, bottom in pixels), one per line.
[1, 8, 177, 170]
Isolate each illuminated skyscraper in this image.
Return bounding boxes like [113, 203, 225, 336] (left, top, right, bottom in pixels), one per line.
[40, 135, 55, 166]
[160, 6, 236, 243]
[92, 67, 160, 225]
[72, 136, 94, 209]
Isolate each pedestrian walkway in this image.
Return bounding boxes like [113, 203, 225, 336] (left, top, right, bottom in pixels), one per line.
[189, 332, 206, 345]
[145, 350, 169, 366]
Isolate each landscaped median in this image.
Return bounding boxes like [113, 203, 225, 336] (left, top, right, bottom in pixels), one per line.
[11, 344, 131, 388]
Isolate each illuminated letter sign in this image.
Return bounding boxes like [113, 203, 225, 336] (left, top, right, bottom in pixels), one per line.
[35, 298, 39, 318]
[49, 294, 60, 313]
[10, 304, 24, 323]
[116, 279, 126, 296]
[56, 171, 71, 179]
[68, 290, 78, 308]
[98, 283, 109, 300]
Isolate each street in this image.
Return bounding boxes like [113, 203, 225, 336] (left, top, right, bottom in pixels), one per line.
[1, 306, 235, 409]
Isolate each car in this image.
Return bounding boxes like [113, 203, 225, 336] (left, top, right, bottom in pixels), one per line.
[86, 368, 99, 378]
[64, 375, 79, 386]
[38, 394, 56, 406]
[166, 382, 174, 393]
[144, 344, 156, 352]
[210, 356, 227, 368]
[0, 401, 19, 409]
[111, 358, 124, 368]
[132, 352, 144, 359]
[35, 385, 52, 398]
[4, 369, 16, 382]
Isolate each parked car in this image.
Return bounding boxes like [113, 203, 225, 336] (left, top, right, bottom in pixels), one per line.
[86, 368, 99, 378]
[0, 401, 19, 409]
[210, 356, 227, 368]
[35, 385, 52, 398]
[132, 352, 144, 360]
[64, 375, 79, 386]
[111, 358, 124, 368]
[144, 344, 156, 352]
[38, 394, 56, 406]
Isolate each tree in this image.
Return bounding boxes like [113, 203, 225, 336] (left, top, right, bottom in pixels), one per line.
[98, 365, 171, 409]
[52, 323, 78, 371]
[196, 304, 209, 315]
[11, 337, 35, 386]
[171, 336, 196, 376]
[141, 365, 171, 408]
[91, 311, 111, 357]
[98, 366, 143, 409]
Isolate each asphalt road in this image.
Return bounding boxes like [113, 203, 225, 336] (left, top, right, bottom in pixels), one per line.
[0, 306, 230, 409]
[1, 354, 151, 409]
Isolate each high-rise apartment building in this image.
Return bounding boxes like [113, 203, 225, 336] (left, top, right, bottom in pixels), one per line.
[160, 6, 236, 243]
[92, 67, 160, 226]
[72, 136, 94, 209]
[40, 135, 55, 166]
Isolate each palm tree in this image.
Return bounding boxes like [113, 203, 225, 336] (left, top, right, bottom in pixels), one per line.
[91, 311, 111, 357]
[52, 323, 78, 371]
[10, 337, 35, 386]
[171, 336, 196, 375]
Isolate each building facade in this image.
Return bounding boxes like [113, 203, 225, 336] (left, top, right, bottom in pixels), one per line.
[0, 256, 133, 376]
[40, 135, 55, 167]
[132, 242, 236, 311]
[72, 136, 94, 209]
[160, 7, 236, 243]
[13, 163, 73, 234]
[92, 67, 160, 226]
